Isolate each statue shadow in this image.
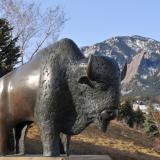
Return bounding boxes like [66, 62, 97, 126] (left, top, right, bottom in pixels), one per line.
[26, 137, 42, 154]
[25, 138, 160, 160]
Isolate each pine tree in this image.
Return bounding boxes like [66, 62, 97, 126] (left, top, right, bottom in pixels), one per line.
[144, 105, 160, 137]
[0, 19, 20, 77]
[144, 116, 159, 137]
[133, 107, 145, 129]
[118, 98, 134, 127]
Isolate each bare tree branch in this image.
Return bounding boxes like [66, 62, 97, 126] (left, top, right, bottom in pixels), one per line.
[30, 32, 50, 60]
[0, 0, 67, 65]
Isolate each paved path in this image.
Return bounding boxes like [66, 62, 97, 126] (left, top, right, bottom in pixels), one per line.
[0, 155, 112, 160]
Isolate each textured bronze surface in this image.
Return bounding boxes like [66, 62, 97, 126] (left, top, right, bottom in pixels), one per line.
[0, 38, 125, 156]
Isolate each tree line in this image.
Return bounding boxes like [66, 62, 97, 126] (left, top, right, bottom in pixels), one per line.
[118, 97, 160, 137]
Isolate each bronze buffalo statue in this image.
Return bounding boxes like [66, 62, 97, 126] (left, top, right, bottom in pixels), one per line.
[0, 38, 126, 156]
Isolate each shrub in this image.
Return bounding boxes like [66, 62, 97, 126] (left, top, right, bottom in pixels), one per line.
[133, 107, 145, 129]
[144, 116, 160, 137]
[118, 98, 134, 127]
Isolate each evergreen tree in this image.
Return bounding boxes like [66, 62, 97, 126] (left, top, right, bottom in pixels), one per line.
[144, 105, 160, 137]
[144, 116, 159, 137]
[133, 107, 145, 129]
[0, 19, 20, 77]
[118, 98, 134, 127]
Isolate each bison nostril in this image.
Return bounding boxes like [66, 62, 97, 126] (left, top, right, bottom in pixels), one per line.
[107, 111, 113, 115]
[100, 110, 117, 120]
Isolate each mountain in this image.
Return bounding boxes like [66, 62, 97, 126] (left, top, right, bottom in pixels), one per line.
[81, 35, 160, 98]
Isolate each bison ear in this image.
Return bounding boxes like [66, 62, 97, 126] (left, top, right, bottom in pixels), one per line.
[78, 76, 94, 88]
[121, 62, 127, 81]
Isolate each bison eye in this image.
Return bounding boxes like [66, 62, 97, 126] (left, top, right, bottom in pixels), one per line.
[78, 76, 94, 88]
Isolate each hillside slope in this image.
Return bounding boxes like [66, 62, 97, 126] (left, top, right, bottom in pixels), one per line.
[26, 121, 160, 160]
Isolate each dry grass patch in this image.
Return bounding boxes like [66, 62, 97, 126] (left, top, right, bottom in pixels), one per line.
[26, 121, 160, 160]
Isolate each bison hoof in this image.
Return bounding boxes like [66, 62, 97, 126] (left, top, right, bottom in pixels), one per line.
[43, 152, 60, 157]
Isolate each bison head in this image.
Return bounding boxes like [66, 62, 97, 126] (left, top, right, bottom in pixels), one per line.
[67, 54, 126, 134]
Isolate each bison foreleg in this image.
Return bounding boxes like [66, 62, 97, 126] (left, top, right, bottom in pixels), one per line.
[37, 121, 60, 156]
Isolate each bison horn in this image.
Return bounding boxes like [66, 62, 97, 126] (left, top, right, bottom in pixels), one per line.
[87, 55, 94, 80]
[121, 62, 127, 81]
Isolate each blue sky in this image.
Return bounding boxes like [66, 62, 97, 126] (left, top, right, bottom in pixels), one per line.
[38, 0, 160, 47]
